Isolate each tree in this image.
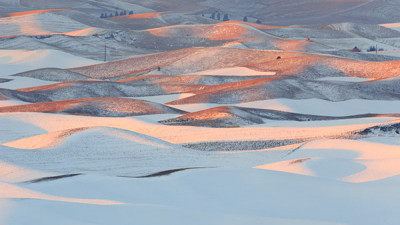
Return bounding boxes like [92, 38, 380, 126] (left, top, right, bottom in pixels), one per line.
[100, 13, 105, 18]
[115, 11, 119, 17]
[367, 46, 376, 52]
[223, 14, 229, 21]
[243, 16, 248, 22]
[217, 13, 221, 20]
[256, 19, 261, 24]
[109, 13, 113, 17]
[210, 12, 215, 19]
[129, 11, 134, 15]
[350, 46, 361, 52]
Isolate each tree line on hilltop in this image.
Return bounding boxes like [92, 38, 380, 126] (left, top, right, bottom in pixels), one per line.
[101, 9, 262, 24]
[205, 12, 262, 24]
[100, 10, 134, 18]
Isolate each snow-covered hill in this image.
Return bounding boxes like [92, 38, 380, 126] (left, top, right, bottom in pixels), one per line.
[1, 2, 400, 225]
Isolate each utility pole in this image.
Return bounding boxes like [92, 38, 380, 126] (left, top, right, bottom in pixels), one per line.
[104, 42, 107, 62]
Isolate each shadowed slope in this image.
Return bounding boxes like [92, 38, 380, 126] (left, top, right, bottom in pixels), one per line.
[0, 97, 185, 117]
[13, 68, 90, 82]
[0, 81, 166, 103]
[160, 106, 400, 128]
[134, 167, 210, 178]
[356, 120, 400, 137]
[118, 74, 271, 85]
[2, 72, 400, 106]
[168, 77, 400, 105]
[0, 91, 9, 100]
[25, 173, 81, 183]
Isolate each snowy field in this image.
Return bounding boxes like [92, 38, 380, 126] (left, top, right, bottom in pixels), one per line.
[0, 2, 400, 225]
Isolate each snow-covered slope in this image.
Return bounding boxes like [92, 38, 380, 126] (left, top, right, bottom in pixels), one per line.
[0, 49, 100, 77]
[1, 3, 400, 225]
[0, 97, 185, 117]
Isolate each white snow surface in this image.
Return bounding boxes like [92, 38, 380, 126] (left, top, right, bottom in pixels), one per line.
[0, 9, 400, 225]
[0, 49, 100, 88]
[0, 168, 399, 225]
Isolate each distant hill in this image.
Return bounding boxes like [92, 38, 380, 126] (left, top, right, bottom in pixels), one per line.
[2, 0, 400, 25]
